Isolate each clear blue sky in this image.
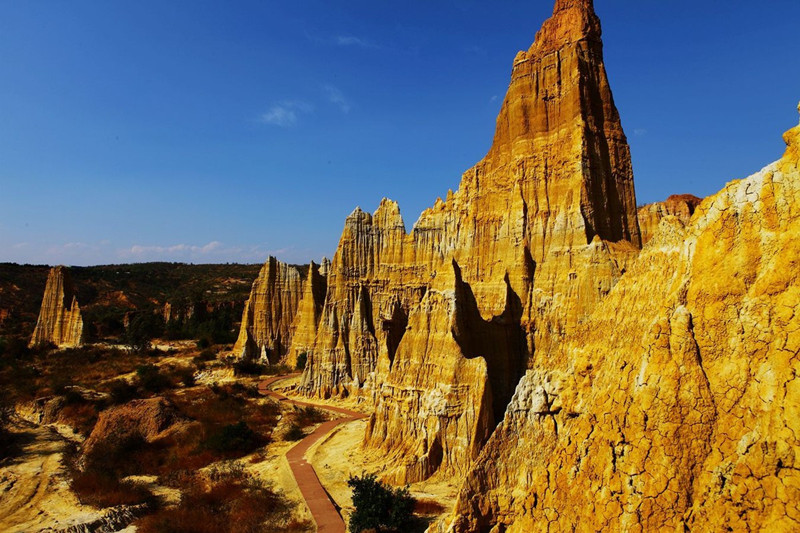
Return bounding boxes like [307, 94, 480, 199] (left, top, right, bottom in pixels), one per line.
[1, 1, 798, 266]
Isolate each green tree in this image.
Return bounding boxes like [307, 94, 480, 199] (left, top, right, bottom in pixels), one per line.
[124, 313, 164, 352]
[347, 473, 415, 532]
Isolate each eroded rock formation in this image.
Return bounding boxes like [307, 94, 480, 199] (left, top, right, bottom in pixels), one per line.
[29, 266, 84, 348]
[638, 193, 703, 245]
[285, 259, 329, 369]
[233, 257, 304, 363]
[298, 0, 642, 483]
[82, 397, 192, 461]
[443, 106, 800, 532]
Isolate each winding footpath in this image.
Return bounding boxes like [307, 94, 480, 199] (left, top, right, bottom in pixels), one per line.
[258, 374, 365, 533]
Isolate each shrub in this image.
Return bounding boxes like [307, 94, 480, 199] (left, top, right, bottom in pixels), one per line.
[295, 352, 307, 370]
[203, 421, 258, 454]
[232, 360, 264, 376]
[293, 405, 326, 426]
[0, 402, 15, 460]
[284, 423, 305, 441]
[63, 387, 85, 405]
[175, 366, 196, 387]
[136, 364, 171, 393]
[347, 473, 415, 533]
[71, 467, 153, 508]
[262, 363, 291, 376]
[196, 337, 212, 350]
[125, 313, 163, 353]
[194, 349, 216, 363]
[108, 379, 139, 404]
[135, 465, 293, 533]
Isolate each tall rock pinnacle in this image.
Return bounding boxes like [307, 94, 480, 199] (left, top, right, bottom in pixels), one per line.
[29, 266, 84, 349]
[289, 0, 643, 483]
[481, 0, 640, 248]
[443, 102, 800, 533]
[233, 256, 303, 363]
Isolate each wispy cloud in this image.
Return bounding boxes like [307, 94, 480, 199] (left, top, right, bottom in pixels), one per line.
[305, 30, 379, 49]
[118, 241, 292, 263]
[335, 34, 378, 48]
[1, 239, 320, 266]
[490, 94, 499, 103]
[324, 85, 351, 113]
[259, 101, 313, 127]
[633, 128, 648, 137]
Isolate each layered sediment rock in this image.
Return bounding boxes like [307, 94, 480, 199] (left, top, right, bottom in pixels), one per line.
[233, 257, 304, 363]
[444, 106, 800, 532]
[29, 266, 84, 348]
[299, 0, 642, 482]
[285, 259, 329, 369]
[82, 397, 192, 461]
[638, 193, 703, 245]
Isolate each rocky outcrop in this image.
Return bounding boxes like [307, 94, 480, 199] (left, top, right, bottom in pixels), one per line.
[82, 397, 190, 461]
[285, 259, 329, 369]
[443, 105, 800, 532]
[299, 0, 642, 483]
[638, 193, 703, 245]
[29, 266, 84, 349]
[233, 257, 304, 363]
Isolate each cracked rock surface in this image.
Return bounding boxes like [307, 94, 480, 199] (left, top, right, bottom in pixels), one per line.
[442, 106, 800, 532]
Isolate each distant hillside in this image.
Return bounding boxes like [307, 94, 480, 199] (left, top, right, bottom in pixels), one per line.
[0, 262, 269, 342]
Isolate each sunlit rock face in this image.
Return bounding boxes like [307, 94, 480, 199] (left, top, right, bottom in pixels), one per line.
[285, 259, 329, 369]
[297, 0, 642, 483]
[233, 256, 304, 363]
[638, 193, 703, 245]
[442, 106, 800, 532]
[30, 266, 84, 349]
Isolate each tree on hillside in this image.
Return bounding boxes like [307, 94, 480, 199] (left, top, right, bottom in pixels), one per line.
[124, 313, 164, 352]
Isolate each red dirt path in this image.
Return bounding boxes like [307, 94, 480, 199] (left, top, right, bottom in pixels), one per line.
[258, 374, 365, 533]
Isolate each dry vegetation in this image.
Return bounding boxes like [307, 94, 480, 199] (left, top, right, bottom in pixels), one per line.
[0, 339, 315, 531]
[136, 462, 311, 533]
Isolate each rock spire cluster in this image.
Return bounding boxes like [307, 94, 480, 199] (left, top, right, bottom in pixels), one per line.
[29, 266, 84, 349]
[442, 103, 800, 532]
[236, 0, 642, 483]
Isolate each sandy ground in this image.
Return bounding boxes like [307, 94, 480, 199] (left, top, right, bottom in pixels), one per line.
[244, 439, 315, 529]
[0, 418, 106, 532]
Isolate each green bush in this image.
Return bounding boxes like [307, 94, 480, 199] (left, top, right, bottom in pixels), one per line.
[347, 473, 415, 533]
[136, 364, 171, 393]
[232, 360, 265, 376]
[196, 337, 212, 350]
[203, 421, 258, 454]
[284, 423, 305, 441]
[295, 352, 307, 370]
[108, 379, 138, 404]
[194, 349, 216, 363]
[262, 363, 291, 376]
[176, 367, 196, 387]
[125, 313, 164, 353]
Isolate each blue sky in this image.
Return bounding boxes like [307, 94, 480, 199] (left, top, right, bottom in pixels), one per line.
[1, 0, 798, 266]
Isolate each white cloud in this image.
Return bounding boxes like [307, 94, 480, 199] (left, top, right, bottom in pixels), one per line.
[324, 84, 351, 113]
[259, 101, 313, 127]
[490, 94, 498, 103]
[335, 35, 377, 48]
[0, 239, 319, 266]
[634, 128, 648, 137]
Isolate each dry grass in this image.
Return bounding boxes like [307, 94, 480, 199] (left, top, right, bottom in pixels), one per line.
[414, 498, 447, 515]
[135, 463, 302, 533]
[70, 468, 154, 508]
